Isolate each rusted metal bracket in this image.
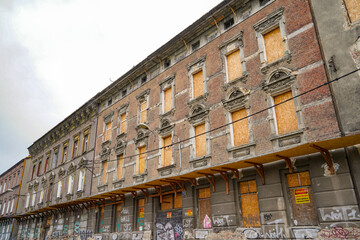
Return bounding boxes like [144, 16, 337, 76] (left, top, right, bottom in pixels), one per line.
[160, 180, 185, 192]
[180, 177, 197, 187]
[181, 39, 190, 52]
[276, 155, 294, 173]
[245, 161, 265, 185]
[133, 188, 149, 203]
[221, 167, 240, 179]
[228, 5, 237, 22]
[310, 144, 335, 175]
[211, 169, 230, 195]
[211, 16, 221, 33]
[198, 172, 216, 192]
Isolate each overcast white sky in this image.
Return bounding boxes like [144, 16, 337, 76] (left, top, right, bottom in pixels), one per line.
[0, 0, 222, 175]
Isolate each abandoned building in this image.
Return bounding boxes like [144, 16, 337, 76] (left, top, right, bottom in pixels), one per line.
[2, 0, 360, 239]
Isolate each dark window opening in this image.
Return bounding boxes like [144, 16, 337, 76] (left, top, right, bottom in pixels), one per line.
[163, 58, 171, 68]
[224, 18, 234, 29]
[192, 41, 200, 51]
[108, 98, 112, 106]
[122, 89, 127, 97]
[141, 75, 147, 84]
[260, 0, 271, 6]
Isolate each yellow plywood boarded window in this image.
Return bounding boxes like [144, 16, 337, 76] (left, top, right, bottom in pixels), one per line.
[264, 27, 284, 63]
[174, 194, 183, 209]
[117, 154, 123, 180]
[120, 113, 126, 134]
[193, 70, 204, 99]
[240, 180, 260, 227]
[102, 161, 107, 185]
[164, 88, 172, 113]
[163, 136, 172, 166]
[140, 101, 147, 123]
[138, 146, 146, 174]
[287, 171, 311, 187]
[232, 109, 249, 146]
[274, 91, 298, 135]
[227, 49, 242, 81]
[199, 187, 211, 199]
[195, 124, 206, 157]
[345, 0, 360, 22]
[105, 122, 112, 141]
[161, 195, 173, 210]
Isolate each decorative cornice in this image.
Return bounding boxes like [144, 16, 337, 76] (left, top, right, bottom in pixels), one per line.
[253, 7, 284, 32]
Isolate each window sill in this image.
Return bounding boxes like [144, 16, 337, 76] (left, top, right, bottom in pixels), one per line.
[113, 178, 125, 189]
[160, 108, 175, 119]
[76, 189, 84, 198]
[133, 171, 148, 183]
[157, 164, 176, 177]
[189, 155, 211, 169]
[223, 72, 249, 91]
[270, 129, 304, 148]
[227, 142, 256, 159]
[97, 184, 108, 193]
[260, 52, 292, 74]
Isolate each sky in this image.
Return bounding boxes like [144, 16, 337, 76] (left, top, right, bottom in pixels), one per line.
[0, 0, 222, 175]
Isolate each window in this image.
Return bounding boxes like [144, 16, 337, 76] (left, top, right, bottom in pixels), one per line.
[37, 161, 42, 177]
[160, 194, 182, 210]
[224, 17, 234, 30]
[105, 122, 112, 141]
[52, 150, 58, 169]
[62, 145, 68, 164]
[117, 154, 124, 180]
[78, 169, 85, 191]
[56, 181, 62, 198]
[97, 206, 105, 233]
[198, 188, 212, 229]
[162, 136, 172, 167]
[102, 161, 108, 185]
[139, 100, 147, 124]
[72, 138, 79, 158]
[163, 58, 171, 68]
[137, 199, 145, 230]
[231, 109, 249, 146]
[195, 124, 206, 158]
[226, 50, 242, 82]
[47, 184, 53, 202]
[137, 146, 146, 174]
[108, 98, 112, 106]
[264, 27, 284, 63]
[239, 180, 260, 227]
[192, 70, 204, 99]
[1, 201, 5, 215]
[273, 91, 298, 135]
[120, 113, 127, 134]
[25, 193, 30, 208]
[0, 183, 2, 193]
[122, 89, 127, 97]
[39, 189, 44, 204]
[141, 75, 147, 85]
[163, 87, 173, 113]
[67, 175, 74, 194]
[115, 204, 121, 232]
[82, 131, 89, 153]
[10, 199, 14, 213]
[344, 0, 360, 23]
[286, 171, 317, 225]
[31, 191, 36, 206]
[44, 155, 50, 173]
[192, 40, 200, 51]
[3, 181, 6, 193]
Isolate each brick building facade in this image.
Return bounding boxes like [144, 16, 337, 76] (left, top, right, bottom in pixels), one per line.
[7, 0, 360, 239]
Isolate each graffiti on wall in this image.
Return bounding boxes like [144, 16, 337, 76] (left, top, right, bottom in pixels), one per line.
[292, 228, 319, 239]
[263, 219, 286, 239]
[212, 215, 234, 227]
[318, 226, 360, 239]
[319, 206, 360, 222]
[156, 209, 183, 240]
[74, 221, 81, 234]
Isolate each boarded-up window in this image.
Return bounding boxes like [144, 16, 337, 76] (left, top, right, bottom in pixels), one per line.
[140, 101, 147, 123]
[344, 0, 360, 23]
[264, 27, 284, 63]
[274, 91, 298, 135]
[137, 199, 145, 230]
[117, 154, 123, 180]
[195, 124, 206, 157]
[120, 113, 127, 134]
[102, 161, 107, 185]
[137, 146, 146, 174]
[161, 195, 173, 210]
[287, 172, 317, 226]
[162, 136, 172, 166]
[240, 180, 260, 227]
[174, 194, 183, 209]
[105, 122, 112, 141]
[98, 206, 104, 233]
[193, 70, 204, 99]
[164, 87, 172, 113]
[232, 109, 249, 146]
[199, 188, 212, 229]
[115, 204, 121, 232]
[227, 49, 242, 81]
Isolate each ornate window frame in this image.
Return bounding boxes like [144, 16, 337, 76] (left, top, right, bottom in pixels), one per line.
[159, 74, 176, 118]
[187, 55, 208, 105]
[219, 31, 248, 89]
[136, 89, 150, 125]
[157, 119, 176, 176]
[117, 103, 129, 137]
[263, 68, 304, 149]
[253, 7, 291, 73]
[103, 111, 114, 144]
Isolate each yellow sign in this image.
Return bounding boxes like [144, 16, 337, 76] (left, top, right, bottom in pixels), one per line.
[167, 212, 172, 218]
[295, 188, 310, 204]
[187, 210, 193, 216]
